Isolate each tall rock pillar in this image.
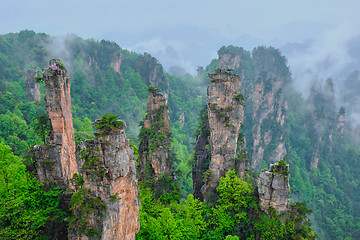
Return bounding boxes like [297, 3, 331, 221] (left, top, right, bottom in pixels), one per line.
[34, 59, 77, 189]
[258, 161, 290, 215]
[72, 120, 140, 240]
[200, 69, 244, 202]
[138, 87, 175, 196]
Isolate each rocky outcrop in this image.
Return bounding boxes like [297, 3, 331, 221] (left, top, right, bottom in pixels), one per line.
[34, 59, 140, 240]
[192, 107, 211, 201]
[249, 48, 290, 168]
[199, 69, 244, 202]
[258, 161, 290, 215]
[137, 53, 169, 96]
[34, 59, 77, 189]
[72, 120, 140, 240]
[110, 53, 122, 75]
[24, 66, 40, 102]
[218, 46, 290, 169]
[138, 87, 173, 183]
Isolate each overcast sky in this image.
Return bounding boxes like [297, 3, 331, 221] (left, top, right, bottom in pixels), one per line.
[1, 0, 360, 76]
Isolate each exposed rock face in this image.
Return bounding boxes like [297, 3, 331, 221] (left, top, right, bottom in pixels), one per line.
[138, 87, 173, 180]
[110, 53, 122, 75]
[34, 59, 77, 188]
[336, 109, 345, 136]
[218, 46, 290, 169]
[219, 53, 241, 70]
[200, 69, 244, 202]
[178, 108, 185, 127]
[24, 66, 40, 102]
[137, 53, 169, 96]
[258, 162, 290, 215]
[34, 59, 140, 240]
[307, 78, 339, 168]
[192, 107, 211, 201]
[250, 72, 288, 168]
[74, 121, 140, 240]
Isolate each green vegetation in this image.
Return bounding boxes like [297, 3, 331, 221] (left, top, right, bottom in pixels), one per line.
[137, 169, 315, 239]
[68, 174, 107, 237]
[0, 142, 65, 239]
[271, 159, 290, 176]
[0, 31, 358, 239]
[216, 45, 359, 239]
[95, 112, 123, 132]
[33, 114, 51, 143]
[147, 86, 158, 94]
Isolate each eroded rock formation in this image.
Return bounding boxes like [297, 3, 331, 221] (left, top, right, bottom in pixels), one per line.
[307, 78, 340, 168]
[110, 52, 122, 75]
[73, 120, 140, 240]
[218, 46, 290, 169]
[24, 66, 41, 102]
[138, 87, 173, 181]
[34, 59, 140, 240]
[34, 59, 77, 188]
[196, 69, 244, 202]
[137, 53, 169, 96]
[258, 161, 290, 215]
[192, 107, 211, 201]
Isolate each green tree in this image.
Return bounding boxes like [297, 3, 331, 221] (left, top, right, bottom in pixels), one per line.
[0, 142, 64, 239]
[33, 114, 51, 143]
[206, 169, 256, 239]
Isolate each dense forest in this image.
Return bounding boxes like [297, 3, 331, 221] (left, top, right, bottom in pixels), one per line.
[0, 30, 359, 239]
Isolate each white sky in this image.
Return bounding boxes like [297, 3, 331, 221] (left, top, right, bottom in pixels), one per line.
[1, 0, 360, 75]
[2, 0, 358, 39]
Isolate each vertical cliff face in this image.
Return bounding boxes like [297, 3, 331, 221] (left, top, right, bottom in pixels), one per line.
[24, 66, 41, 102]
[73, 121, 140, 240]
[136, 53, 169, 96]
[218, 46, 290, 169]
[199, 69, 244, 202]
[110, 52, 122, 75]
[34, 59, 140, 240]
[138, 87, 173, 188]
[192, 107, 211, 201]
[34, 59, 77, 188]
[340, 71, 360, 142]
[249, 47, 290, 168]
[307, 78, 339, 168]
[258, 161, 290, 215]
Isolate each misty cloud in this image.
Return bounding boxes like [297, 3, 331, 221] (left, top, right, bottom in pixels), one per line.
[284, 24, 360, 97]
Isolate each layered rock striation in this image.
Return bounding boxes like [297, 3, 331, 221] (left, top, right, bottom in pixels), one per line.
[34, 59, 77, 189]
[34, 59, 140, 240]
[258, 161, 290, 215]
[218, 46, 290, 169]
[73, 120, 140, 240]
[195, 69, 244, 202]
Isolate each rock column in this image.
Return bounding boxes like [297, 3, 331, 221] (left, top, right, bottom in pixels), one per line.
[74, 121, 140, 240]
[34, 59, 77, 189]
[138, 87, 173, 180]
[258, 162, 290, 215]
[201, 69, 244, 202]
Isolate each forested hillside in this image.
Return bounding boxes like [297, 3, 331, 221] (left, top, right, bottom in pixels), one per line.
[0, 30, 359, 239]
[202, 45, 360, 239]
